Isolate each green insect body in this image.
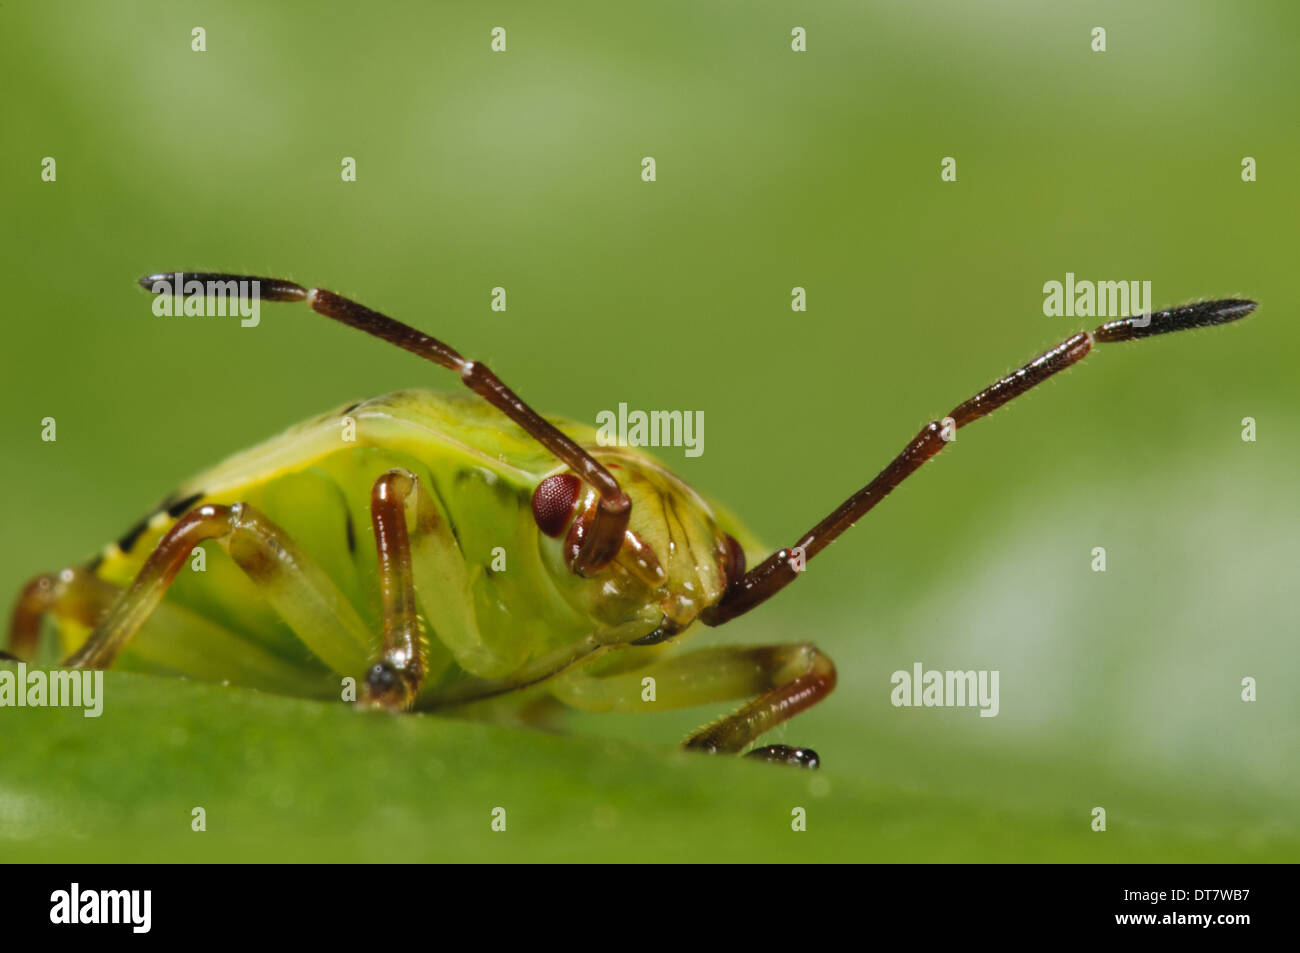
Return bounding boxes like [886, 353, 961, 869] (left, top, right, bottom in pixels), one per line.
[65, 392, 756, 707]
[7, 274, 1256, 768]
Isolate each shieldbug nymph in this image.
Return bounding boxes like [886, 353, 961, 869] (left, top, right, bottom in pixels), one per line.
[6, 274, 1257, 768]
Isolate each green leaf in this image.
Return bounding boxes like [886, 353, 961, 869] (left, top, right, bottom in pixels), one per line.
[1, 670, 1291, 862]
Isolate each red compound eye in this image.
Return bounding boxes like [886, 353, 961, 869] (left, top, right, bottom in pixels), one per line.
[531, 474, 581, 538]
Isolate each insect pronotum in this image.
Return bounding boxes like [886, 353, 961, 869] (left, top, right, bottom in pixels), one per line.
[5, 275, 1257, 767]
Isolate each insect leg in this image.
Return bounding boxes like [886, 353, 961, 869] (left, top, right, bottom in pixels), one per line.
[63, 504, 372, 679]
[362, 469, 430, 709]
[551, 642, 836, 765]
[365, 466, 606, 707]
[139, 273, 631, 575]
[9, 572, 59, 659]
[8, 569, 118, 661]
[702, 299, 1258, 625]
[390, 468, 515, 680]
[7, 567, 320, 692]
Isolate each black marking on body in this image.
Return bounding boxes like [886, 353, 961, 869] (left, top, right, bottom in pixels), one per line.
[341, 401, 361, 416]
[116, 490, 206, 556]
[84, 553, 105, 573]
[345, 509, 357, 554]
[165, 491, 205, 518]
[116, 517, 151, 555]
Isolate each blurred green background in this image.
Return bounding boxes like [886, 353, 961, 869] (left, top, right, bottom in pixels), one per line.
[1, 1, 1296, 862]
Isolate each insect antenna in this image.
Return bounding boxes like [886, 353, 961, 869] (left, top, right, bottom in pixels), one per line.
[702, 299, 1258, 626]
[139, 273, 631, 575]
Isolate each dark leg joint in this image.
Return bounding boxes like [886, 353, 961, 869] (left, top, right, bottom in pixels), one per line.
[362, 659, 420, 710]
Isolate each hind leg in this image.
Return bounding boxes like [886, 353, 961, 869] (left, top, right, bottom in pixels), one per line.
[47, 504, 373, 685]
[8, 568, 116, 661]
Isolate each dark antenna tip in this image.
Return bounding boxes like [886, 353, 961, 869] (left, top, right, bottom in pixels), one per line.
[135, 272, 310, 302]
[1093, 297, 1258, 343]
[1211, 298, 1257, 322]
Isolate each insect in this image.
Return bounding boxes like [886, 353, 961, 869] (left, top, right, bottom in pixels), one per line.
[6, 274, 1256, 768]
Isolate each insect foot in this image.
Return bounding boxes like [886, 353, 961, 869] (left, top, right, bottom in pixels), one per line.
[359, 660, 419, 711]
[746, 745, 821, 769]
[683, 735, 822, 769]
